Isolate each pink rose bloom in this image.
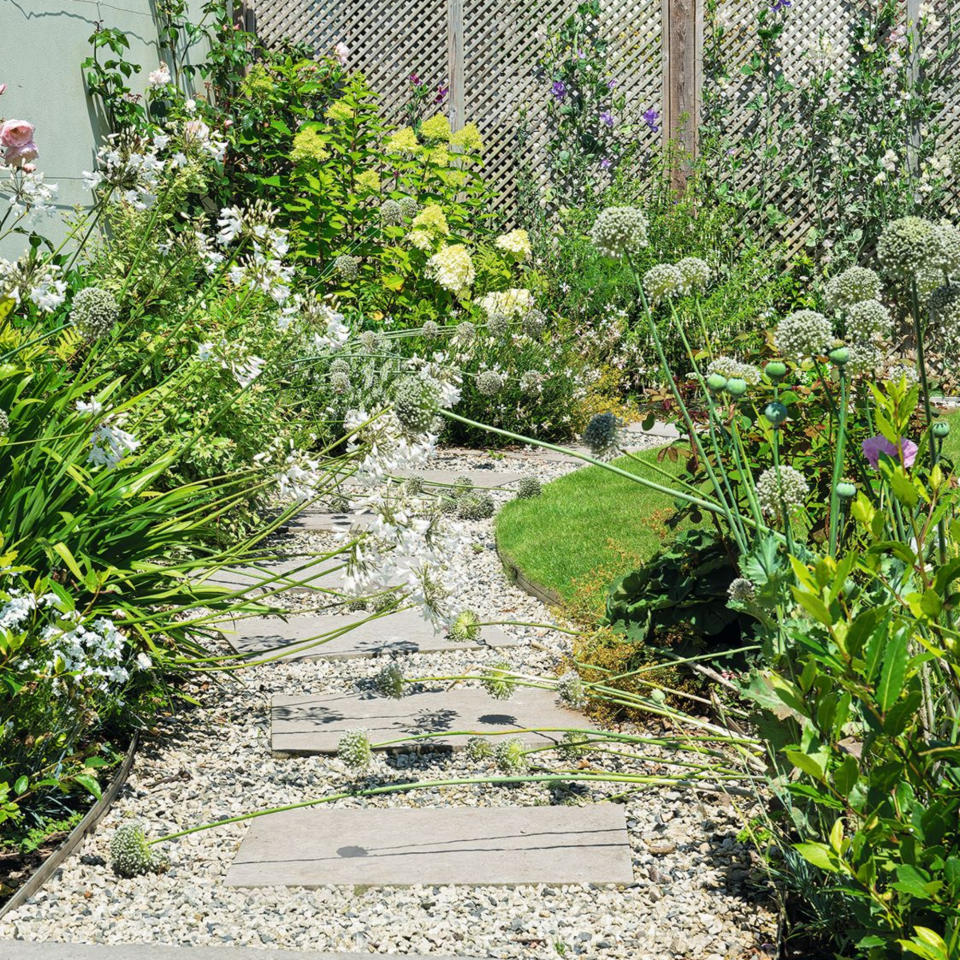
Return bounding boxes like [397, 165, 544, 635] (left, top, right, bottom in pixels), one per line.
[0, 119, 38, 167]
[862, 434, 918, 469]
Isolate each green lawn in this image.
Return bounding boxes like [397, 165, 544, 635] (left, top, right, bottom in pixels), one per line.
[496, 408, 960, 604]
[496, 448, 696, 603]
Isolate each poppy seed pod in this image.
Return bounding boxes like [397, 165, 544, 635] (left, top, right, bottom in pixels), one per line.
[725, 377, 748, 396]
[765, 361, 787, 381]
[764, 402, 789, 426]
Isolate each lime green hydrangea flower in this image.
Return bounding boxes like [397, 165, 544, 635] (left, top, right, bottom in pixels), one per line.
[291, 126, 330, 165]
[450, 122, 483, 153]
[411, 203, 450, 237]
[495, 229, 532, 260]
[386, 127, 421, 155]
[355, 169, 381, 192]
[426, 244, 475, 296]
[325, 100, 355, 122]
[419, 113, 452, 141]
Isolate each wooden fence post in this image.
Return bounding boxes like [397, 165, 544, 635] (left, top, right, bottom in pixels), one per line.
[662, 0, 702, 191]
[447, 0, 466, 131]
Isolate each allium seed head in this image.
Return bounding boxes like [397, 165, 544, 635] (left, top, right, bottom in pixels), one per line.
[456, 491, 495, 520]
[375, 662, 405, 699]
[556, 670, 587, 707]
[774, 310, 833, 360]
[476, 369, 505, 396]
[482, 661, 517, 700]
[337, 729, 373, 771]
[824, 267, 881, 310]
[393, 375, 440, 434]
[495, 737, 528, 773]
[676, 257, 712, 294]
[590, 206, 649, 258]
[642, 263, 684, 304]
[466, 736, 494, 761]
[756, 465, 809, 520]
[515, 476, 542, 499]
[727, 577, 756, 603]
[70, 287, 119, 342]
[583, 412, 620, 460]
[877, 216, 939, 280]
[333, 254, 359, 280]
[449, 609, 480, 642]
[379, 198, 404, 225]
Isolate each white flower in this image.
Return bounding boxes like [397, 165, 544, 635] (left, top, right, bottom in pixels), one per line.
[75, 397, 104, 416]
[880, 149, 898, 172]
[89, 421, 140, 468]
[148, 63, 171, 87]
[334, 41, 349, 65]
[197, 341, 215, 361]
[136, 651, 153, 670]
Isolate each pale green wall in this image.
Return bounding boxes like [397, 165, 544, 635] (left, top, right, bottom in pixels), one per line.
[0, 0, 209, 257]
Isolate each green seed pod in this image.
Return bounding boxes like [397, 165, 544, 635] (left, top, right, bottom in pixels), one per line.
[829, 346, 850, 366]
[725, 377, 748, 397]
[835, 481, 857, 499]
[764, 361, 787, 381]
[933, 420, 951, 439]
[705, 373, 728, 392]
[764, 402, 789, 426]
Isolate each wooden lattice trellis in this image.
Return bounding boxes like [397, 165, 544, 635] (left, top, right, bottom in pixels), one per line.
[250, 0, 960, 231]
[251, 0, 663, 218]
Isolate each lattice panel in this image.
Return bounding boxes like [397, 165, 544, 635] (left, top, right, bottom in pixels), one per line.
[253, 0, 661, 219]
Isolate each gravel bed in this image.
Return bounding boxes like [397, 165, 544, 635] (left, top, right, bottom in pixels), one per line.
[1, 444, 778, 959]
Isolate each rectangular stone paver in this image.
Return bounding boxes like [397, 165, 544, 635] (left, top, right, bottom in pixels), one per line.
[223, 608, 519, 661]
[272, 687, 590, 754]
[287, 510, 376, 533]
[0, 945, 472, 960]
[396, 467, 525, 488]
[225, 804, 634, 887]
[199, 556, 349, 593]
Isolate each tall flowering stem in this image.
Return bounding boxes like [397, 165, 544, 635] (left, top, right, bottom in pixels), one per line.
[828, 364, 849, 558]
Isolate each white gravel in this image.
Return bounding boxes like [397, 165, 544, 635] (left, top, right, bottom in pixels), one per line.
[1, 441, 778, 959]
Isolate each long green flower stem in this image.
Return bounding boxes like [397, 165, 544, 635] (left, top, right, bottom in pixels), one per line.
[828, 367, 849, 558]
[148, 773, 756, 847]
[633, 281, 743, 540]
[438, 411, 726, 518]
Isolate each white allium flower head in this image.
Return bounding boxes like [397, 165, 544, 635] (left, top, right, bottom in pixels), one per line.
[876, 216, 939, 280]
[706, 356, 761, 386]
[824, 266, 881, 310]
[590, 206, 649, 258]
[774, 309, 833, 359]
[676, 257, 712, 295]
[928, 284, 960, 351]
[845, 299, 891, 341]
[642, 263, 684, 305]
[756, 465, 809, 520]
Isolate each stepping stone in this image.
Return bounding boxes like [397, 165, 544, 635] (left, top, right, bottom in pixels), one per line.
[223, 607, 520, 660]
[396, 466, 525, 489]
[287, 509, 376, 533]
[271, 686, 591, 754]
[225, 804, 634, 887]
[202, 557, 402, 595]
[0, 945, 471, 960]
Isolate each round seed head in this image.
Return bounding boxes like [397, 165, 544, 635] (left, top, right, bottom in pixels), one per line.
[375, 662, 405, 699]
[466, 736, 494, 761]
[482, 661, 517, 700]
[70, 287, 119, 342]
[556, 670, 587, 708]
[476, 369, 505, 396]
[583, 412, 620, 461]
[337, 729, 373, 771]
[824, 266, 881, 309]
[393, 375, 440, 434]
[456, 491, 495, 520]
[877, 216, 939, 280]
[727, 577, 756, 603]
[590, 206, 649, 258]
[756, 465, 809, 520]
[642, 263, 684, 304]
[774, 310, 833, 360]
[495, 737, 528, 773]
[449, 609, 480, 642]
[514, 476, 541, 500]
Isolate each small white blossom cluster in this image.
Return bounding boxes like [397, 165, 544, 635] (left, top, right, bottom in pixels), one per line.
[706, 355, 761, 386]
[824, 266, 881, 310]
[0, 256, 66, 312]
[216, 203, 295, 306]
[83, 134, 165, 210]
[643, 257, 712, 305]
[3, 167, 58, 227]
[196, 337, 266, 389]
[1, 572, 130, 695]
[844, 298, 892, 374]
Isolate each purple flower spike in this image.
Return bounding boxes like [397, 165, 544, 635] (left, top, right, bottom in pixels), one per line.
[642, 108, 661, 133]
[600, 110, 615, 128]
[435, 85, 448, 103]
[409, 72, 422, 86]
[607, 78, 616, 90]
[600, 157, 612, 170]
[552, 80, 567, 100]
[771, 0, 791, 11]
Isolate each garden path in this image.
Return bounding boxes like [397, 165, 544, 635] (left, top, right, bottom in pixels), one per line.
[0, 434, 778, 959]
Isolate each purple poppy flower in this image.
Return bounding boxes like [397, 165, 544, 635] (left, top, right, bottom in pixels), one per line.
[552, 80, 567, 100]
[435, 85, 448, 103]
[862, 434, 918, 469]
[642, 108, 661, 133]
[409, 72, 422, 86]
[600, 110, 615, 128]
[771, 0, 791, 11]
